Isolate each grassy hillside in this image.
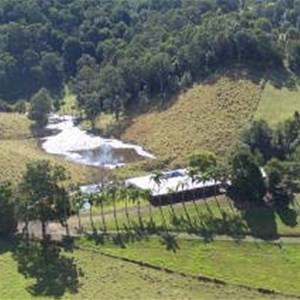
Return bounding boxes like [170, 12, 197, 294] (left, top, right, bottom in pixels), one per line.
[0, 113, 33, 140]
[0, 239, 285, 300]
[122, 69, 263, 165]
[0, 113, 110, 184]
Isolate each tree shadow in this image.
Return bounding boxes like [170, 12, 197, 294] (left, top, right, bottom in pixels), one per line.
[85, 231, 106, 246]
[242, 206, 278, 240]
[263, 67, 298, 90]
[202, 63, 298, 91]
[30, 123, 54, 138]
[13, 239, 83, 298]
[276, 207, 298, 227]
[159, 233, 180, 253]
[0, 237, 18, 254]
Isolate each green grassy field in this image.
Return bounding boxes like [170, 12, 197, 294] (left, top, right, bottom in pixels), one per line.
[1, 239, 287, 300]
[255, 82, 300, 126]
[79, 237, 300, 297]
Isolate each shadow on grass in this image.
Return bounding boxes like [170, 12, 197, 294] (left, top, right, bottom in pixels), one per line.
[12, 237, 83, 298]
[82, 195, 299, 252]
[83, 206, 250, 250]
[242, 206, 278, 240]
[276, 207, 298, 228]
[167, 211, 248, 241]
[160, 233, 180, 253]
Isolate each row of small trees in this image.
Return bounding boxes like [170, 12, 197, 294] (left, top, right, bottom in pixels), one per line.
[0, 160, 154, 239]
[1, 139, 298, 239]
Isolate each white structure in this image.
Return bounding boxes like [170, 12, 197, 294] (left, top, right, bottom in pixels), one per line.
[125, 169, 222, 198]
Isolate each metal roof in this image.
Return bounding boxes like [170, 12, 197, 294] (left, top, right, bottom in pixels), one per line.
[125, 169, 221, 196]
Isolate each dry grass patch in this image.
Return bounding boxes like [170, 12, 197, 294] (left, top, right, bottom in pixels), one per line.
[122, 70, 263, 164]
[0, 139, 109, 184]
[0, 113, 33, 140]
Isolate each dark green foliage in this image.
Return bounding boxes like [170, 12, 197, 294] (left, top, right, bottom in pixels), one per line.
[244, 112, 300, 161]
[0, 181, 17, 236]
[28, 88, 52, 127]
[189, 150, 217, 173]
[242, 120, 273, 162]
[265, 158, 294, 209]
[13, 100, 27, 114]
[230, 149, 266, 204]
[0, 99, 12, 112]
[0, 0, 300, 121]
[242, 112, 300, 209]
[20, 160, 71, 240]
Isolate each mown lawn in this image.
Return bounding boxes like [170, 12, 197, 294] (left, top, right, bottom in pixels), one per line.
[0, 238, 285, 300]
[79, 237, 300, 297]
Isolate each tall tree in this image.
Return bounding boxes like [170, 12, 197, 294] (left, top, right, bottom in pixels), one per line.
[151, 171, 167, 230]
[0, 181, 17, 236]
[28, 88, 52, 127]
[230, 150, 266, 204]
[20, 160, 71, 241]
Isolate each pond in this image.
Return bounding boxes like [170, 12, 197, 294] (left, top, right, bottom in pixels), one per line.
[41, 115, 155, 169]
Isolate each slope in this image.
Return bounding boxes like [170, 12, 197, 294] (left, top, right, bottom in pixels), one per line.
[122, 69, 263, 165]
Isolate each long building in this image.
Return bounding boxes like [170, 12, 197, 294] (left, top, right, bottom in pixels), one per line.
[125, 169, 224, 206]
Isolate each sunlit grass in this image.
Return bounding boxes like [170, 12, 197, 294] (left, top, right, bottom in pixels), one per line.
[255, 83, 300, 126]
[0, 238, 282, 300]
[80, 237, 300, 297]
[122, 69, 263, 165]
[0, 113, 33, 140]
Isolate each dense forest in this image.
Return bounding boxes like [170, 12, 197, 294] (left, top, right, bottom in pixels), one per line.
[1, 0, 300, 122]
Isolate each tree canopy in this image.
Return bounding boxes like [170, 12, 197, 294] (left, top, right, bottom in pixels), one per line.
[0, 0, 300, 121]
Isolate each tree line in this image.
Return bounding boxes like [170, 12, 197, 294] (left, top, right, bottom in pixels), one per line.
[1, 0, 300, 125]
